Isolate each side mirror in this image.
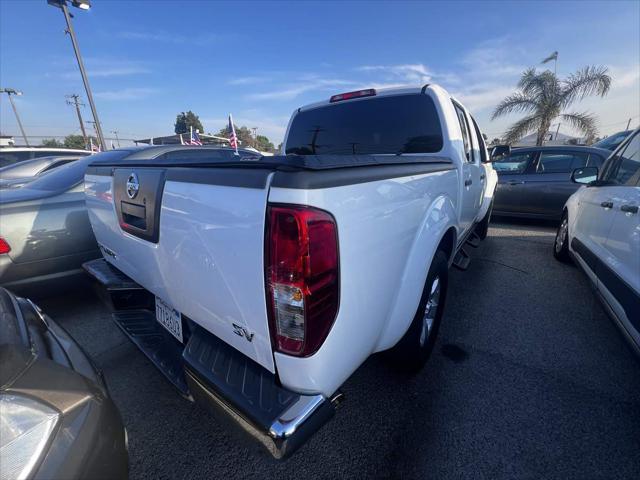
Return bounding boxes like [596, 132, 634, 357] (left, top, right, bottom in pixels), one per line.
[571, 166, 599, 184]
[490, 145, 511, 161]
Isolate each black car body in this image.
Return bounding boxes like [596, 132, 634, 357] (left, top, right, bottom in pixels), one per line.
[492, 145, 611, 220]
[0, 287, 128, 479]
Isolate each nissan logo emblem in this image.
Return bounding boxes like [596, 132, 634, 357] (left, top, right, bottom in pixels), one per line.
[126, 172, 139, 199]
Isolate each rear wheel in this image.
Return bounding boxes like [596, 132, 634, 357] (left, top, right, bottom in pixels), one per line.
[389, 250, 448, 372]
[553, 212, 571, 263]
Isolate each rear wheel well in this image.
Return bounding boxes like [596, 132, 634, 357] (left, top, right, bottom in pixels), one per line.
[438, 227, 457, 263]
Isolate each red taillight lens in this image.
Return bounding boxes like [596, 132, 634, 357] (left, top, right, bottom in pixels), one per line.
[0, 237, 10, 255]
[329, 88, 376, 103]
[266, 205, 339, 357]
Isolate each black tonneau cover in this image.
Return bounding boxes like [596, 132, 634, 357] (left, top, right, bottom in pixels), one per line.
[86, 149, 455, 190]
[88, 152, 452, 170]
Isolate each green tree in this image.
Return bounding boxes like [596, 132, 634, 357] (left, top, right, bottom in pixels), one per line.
[492, 66, 611, 145]
[63, 134, 97, 150]
[174, 111, 204, 134]
[41, 138, 63, 147]
[255, 135, 274, 152]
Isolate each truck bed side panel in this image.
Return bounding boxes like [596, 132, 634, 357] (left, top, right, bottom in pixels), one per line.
[269, 168, 458, 395]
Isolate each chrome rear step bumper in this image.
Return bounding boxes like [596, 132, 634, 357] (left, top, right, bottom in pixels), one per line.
[83, 258, 339, 459]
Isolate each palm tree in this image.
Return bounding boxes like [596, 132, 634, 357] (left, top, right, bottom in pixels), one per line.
[492, 66, 611, 145]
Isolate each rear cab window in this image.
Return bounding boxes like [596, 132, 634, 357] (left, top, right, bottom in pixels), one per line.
[285, 94, 443, 155]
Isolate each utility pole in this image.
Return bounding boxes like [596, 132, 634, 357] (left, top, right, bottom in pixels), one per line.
[251, 127, 258, 148]
[0, 88, 29, 146]
[111, 130, 121, 148]
[555, 122, 561, 141]
[66, 94, 87, 146]
[49, 0, 106, 150]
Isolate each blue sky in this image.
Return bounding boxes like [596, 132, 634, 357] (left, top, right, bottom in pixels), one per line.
[1, 0, 639, 146]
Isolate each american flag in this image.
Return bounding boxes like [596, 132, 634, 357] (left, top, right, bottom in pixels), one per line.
[189, 127, 203, 146]
[228, 114, 238, 153]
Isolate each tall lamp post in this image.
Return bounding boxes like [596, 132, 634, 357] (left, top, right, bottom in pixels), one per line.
[47, 0, 106, 150]
[0, 88, 29, 146]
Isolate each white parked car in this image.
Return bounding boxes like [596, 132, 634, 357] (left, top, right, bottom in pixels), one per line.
[83, 86, 498, 458]
[554, 128, 639, 354]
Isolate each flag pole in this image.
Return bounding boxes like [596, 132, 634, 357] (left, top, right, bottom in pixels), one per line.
[230, 113, 238, 155]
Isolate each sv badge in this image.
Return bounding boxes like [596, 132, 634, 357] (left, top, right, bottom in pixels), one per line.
[232, 323, 255, 342]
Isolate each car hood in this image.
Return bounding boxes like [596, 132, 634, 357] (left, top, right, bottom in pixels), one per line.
[0, 177, 32, 189]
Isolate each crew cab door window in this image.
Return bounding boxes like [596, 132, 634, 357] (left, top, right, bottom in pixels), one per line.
[470, 116, 488, 163]
[602, 133, 640, 186]
[452, 102, 473, 163]
[492, 151, 534, 174]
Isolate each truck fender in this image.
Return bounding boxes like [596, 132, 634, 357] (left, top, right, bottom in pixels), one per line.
[476, 164, 498, 222]
[374, 194, 458, 352]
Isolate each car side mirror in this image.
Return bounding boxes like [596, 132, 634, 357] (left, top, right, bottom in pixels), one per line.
[490, 145, 511, 162]
[571, 166, 599, 184]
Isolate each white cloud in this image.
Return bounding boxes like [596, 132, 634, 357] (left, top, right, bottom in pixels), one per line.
[227, 76, 269, 86]
[54, 58, 151, 78]
[245, 77, 358, 101]
[94, 88, 159, 101]
[118, 31, 224, 46]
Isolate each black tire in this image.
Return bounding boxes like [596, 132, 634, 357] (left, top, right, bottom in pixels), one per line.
[553, 211, 571, 263]
[389, 250, 449, 372]
[475, 199, 493, 240]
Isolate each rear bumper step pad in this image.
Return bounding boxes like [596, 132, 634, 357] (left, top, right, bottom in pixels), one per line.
[184, 325, 335, 459]
[83, 257, 336, 459]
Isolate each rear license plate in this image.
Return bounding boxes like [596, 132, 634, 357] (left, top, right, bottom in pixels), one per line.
[155, 297, 183, 343]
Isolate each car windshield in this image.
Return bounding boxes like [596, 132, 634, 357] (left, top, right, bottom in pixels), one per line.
[593, 131, 632, 150]
[285, 94, 444, 155]
[26, 151, 127, 192]
[0, 156, 70, 179]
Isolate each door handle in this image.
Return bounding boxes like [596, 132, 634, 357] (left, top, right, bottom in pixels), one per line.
[600, 201, 614, 209]
[621, 204, 639, 214]
[508, 181, 524, 185]
[464, 179, 473, 187]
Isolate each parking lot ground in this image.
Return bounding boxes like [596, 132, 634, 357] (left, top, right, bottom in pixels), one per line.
[39, 222, 640, 480]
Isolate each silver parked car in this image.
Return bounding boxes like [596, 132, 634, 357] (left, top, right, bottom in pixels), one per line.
[0, 155, 84, 189]
[0, 147, 89, 168]
[0, 153, 122, 292]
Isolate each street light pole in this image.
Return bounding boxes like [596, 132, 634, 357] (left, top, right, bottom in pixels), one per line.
[51, 0, 106, 150]
[0, 88, 29, 146]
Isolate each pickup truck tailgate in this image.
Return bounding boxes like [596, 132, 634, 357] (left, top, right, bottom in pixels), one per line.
[85, 165, 276, 372]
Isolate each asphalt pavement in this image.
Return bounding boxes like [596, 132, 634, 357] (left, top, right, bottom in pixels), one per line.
[39, 222, 640, 480]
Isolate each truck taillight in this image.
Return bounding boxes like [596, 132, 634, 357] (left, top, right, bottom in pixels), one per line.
[266, 205, 339, 357]
[0, 237, 10, 255]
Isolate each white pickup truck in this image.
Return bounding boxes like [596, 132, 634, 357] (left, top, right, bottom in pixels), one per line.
[83, 85, 498, 458]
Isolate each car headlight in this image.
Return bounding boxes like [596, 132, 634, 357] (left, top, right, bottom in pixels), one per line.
[0, 394, 59, 480]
